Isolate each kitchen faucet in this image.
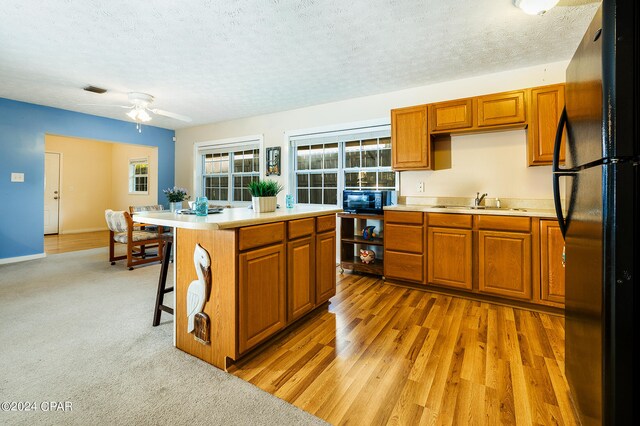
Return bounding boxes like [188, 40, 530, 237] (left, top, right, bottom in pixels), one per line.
[474, 192, 488, 207]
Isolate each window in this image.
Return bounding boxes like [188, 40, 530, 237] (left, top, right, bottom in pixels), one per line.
[128, 159, 149, 194]
[195, 136, 262, 204]
[291, 126, 396, 205]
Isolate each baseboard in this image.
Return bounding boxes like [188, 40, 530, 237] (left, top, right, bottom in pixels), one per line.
[60, 227, 108, 235]
[0, 252, 46, 265]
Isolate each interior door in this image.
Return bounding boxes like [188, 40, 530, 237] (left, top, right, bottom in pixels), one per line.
[44, 152, 60, 234]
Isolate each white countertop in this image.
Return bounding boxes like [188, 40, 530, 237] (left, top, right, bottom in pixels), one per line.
[133, 204, 342, 230]
[384, 204, 557, 218]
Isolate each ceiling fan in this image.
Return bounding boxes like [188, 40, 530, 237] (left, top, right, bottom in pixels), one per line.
[83, 92, 192, 130]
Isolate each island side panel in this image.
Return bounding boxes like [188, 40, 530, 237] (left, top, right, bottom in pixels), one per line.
[175, 227, 237, 369]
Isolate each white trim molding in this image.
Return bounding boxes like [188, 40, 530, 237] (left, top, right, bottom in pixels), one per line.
[0, 253, 46, 265]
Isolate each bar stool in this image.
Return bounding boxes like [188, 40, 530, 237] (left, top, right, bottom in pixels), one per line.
[153, 233, 174, 326]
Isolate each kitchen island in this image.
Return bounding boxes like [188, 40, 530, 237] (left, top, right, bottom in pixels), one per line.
[136, 205, 341, 370]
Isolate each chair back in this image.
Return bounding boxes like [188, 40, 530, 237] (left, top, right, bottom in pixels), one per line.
[129, 204, 164, 214]
[105, 210, 130, 233]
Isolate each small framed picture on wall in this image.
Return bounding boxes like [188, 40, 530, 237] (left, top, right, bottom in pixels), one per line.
[266, 147, 281, 176]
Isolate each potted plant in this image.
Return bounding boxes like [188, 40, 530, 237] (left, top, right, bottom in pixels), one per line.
[163, 186, 190, 211]
[247, 180, 284, 213]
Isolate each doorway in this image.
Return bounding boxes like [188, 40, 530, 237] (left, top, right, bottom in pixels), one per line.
[44, 152, 61, 234]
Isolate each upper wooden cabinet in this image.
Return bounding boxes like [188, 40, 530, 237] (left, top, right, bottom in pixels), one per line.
[476, 90, 526, 127]
[391, 105, 431, 170]
[540, 220, 565, 306]
[430, 99, 473, 131]
[528, 84, 566, 166]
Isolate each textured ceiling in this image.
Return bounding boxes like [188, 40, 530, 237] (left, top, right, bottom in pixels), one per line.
[0, 0, 599, 130]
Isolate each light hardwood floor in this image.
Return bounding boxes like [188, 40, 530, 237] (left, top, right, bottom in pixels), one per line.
[44, 230, 109, 254]
[231, 273, 577, 425]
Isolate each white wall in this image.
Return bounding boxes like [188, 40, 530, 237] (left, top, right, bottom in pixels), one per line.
[176, 60, 568, 202]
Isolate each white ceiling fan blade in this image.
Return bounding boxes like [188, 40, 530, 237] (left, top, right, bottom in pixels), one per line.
[150, 108, 192, 122]
[79, 103, 132, 109]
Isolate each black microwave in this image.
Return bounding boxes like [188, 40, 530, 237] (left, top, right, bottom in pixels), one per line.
[342, 190, 397, 214]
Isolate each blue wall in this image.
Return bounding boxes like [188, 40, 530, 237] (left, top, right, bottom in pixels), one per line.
[0, 98, 175, 260]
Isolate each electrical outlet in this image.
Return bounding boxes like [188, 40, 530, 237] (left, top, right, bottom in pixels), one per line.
[418, 181, 424, 192]
[11, 172, 24, 182]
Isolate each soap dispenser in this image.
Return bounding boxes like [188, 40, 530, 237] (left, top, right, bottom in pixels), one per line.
[495, 198, 501, 209]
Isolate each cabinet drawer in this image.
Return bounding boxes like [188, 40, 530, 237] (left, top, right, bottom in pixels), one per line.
[288, 218, 315, 240]
[430, 99, 473, 131]
[385, 223, 424, 253]
[238, 222, 285, 251]
[427, 213, 472, 229]
[316, 215, 336, 233]
[477, 91, 526, 127]
[477, 215, 531, 232]
[384, 250, 425, 283]
[385, 210, 424, 225]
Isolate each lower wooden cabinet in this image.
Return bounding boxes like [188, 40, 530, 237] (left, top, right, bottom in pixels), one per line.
[427, 227, 472, 290]
[316, 230, 337, 305]
[287, 236, 315, 322]
[540, 220, 565, 305]
[385, 250, 425, 283]
[478, 230, 532, 300]
[238, 244, 286, 354]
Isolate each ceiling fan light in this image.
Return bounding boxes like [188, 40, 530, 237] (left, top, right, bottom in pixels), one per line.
[514, 0, 559, 15]
[126, 109, 138, 120]
[137, 109, 151, 122]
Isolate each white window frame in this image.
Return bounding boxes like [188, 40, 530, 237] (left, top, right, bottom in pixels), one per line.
[286, 119, 398, 206]
[193, 135, 264, 206]
[128, 158, 149, 195]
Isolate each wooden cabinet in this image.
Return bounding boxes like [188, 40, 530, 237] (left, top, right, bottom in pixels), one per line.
[478, 230, 532, 300]
[239, 243, 286, 354]
[316, 229, 337, 305]
[427, 213, 473, 290]
[391, 105, 431, 170]
[528, 84, 566, 166]
[540, 220, 565, 305]
[384, 211, 426, 284]
[339, 213, 384, 277]
[287, 236, 315, 322]
[430, 99, 473, 131]
[476, 90, 526, 127]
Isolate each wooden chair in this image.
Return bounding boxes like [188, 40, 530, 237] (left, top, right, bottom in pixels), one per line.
[129, 204, 165, 231]
[105, 209, 164, 270]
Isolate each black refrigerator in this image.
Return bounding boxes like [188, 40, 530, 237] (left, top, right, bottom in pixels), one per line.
[552, 1, 637, 424]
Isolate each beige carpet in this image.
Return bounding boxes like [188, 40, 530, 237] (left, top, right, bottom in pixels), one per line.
[0, 248, 327, 426]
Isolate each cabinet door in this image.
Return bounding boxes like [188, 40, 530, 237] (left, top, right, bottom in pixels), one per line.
[478, 231, 532, 300]
[316, 231, 336, 305]
[430, 99, 473, 131]
[528, 84, 566, 166]
[385, 250, 425, 283]
[540, 221, 565, 305]
[239, 244, 286, 354]
[427, 227, 472, 290]
[287, 236, 315, 322]
[477, 91, 526, 127]
[391, 105, 430, 170]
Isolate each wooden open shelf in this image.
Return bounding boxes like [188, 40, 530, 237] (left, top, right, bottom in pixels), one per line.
[337, 212, 384, 221]
[338, 212, 385, 278]
[341, 235, 384, 246]
[341, 256, 384, 276]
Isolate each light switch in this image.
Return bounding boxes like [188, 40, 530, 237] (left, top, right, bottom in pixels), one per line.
[11, 172, 24, 182]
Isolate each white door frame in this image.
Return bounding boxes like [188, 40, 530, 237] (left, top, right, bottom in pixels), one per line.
[44, 151, 63, 234]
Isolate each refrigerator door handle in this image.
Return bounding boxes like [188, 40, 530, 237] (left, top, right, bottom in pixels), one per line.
[552, 107, 576, 238]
